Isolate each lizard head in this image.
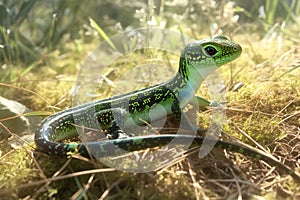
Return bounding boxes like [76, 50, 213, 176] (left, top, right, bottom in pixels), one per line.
[177, 35, 242, 80]
[181, 35, 242, 67]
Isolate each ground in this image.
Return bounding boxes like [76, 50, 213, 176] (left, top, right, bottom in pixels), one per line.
[0, 31, 299, 199]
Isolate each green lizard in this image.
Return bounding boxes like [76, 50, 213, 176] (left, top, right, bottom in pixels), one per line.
[35, 35, 300, 182]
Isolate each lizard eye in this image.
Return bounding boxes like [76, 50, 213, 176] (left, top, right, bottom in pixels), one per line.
[204, 46, 218, 56]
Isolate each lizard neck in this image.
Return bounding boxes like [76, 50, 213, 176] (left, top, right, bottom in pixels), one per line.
[168, 57, 218, 107]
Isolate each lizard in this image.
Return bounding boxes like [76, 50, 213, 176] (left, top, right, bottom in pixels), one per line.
[35, 35, 300, 182]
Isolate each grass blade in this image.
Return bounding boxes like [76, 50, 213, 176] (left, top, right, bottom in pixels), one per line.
[89, 17, 116, 50]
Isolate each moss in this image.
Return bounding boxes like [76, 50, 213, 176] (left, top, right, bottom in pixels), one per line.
[224, 79, 299, 144]
[0, 150, 32, 187]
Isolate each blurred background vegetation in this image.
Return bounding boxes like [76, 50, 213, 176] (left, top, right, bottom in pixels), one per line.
[1, 0, 299, 67]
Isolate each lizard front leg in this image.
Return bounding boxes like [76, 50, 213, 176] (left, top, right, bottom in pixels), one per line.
[95, 108, 133, 139]
[169, 94, 207, 136]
